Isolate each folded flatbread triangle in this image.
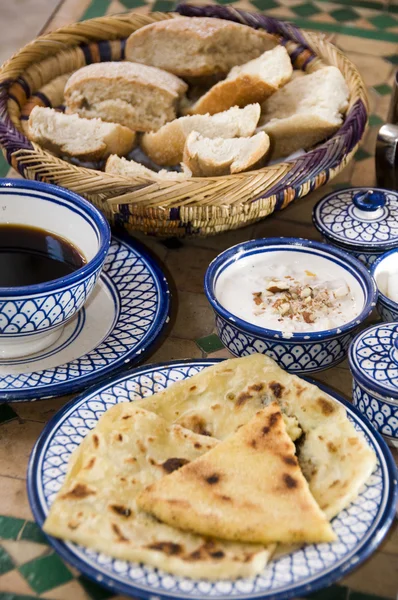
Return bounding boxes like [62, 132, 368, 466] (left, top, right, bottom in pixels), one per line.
[43, 404, 274, 580]
[137, 402, 336, 545]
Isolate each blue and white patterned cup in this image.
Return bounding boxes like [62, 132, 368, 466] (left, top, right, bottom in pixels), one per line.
[0, 180, 110, 358]
[204, 238, 378, 374]
[370, 248, 398, 322]
[313, 188, 398, 267]
[349, 323, 398, 447]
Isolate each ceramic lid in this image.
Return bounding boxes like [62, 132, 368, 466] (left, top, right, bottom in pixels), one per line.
[313, 187, 398, 251]
[349, 322, 398, 400]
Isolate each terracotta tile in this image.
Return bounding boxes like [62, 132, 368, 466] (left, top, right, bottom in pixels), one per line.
[0, 568, 34, 594]
[13, 395, 73, 424]
[335, 34, 397, 56]
[207, 348, 233, 360]
[41, 579, 92, 600]
[341, 550, 398, 598]
[188, 223, 256, 252]
[2, 540, 49, 566]
[0, 476, 32, 520]
[0, 420, 44, 479]
[128, 231, 169, 264]
[312, 366, 354, 399]
[170, 291, 215, 340]
[345, 53, 393, 87]
[165, 245, 218, 294]
[251, 213, 322, 241]
[43, 0, 92, 33]
[379, 518, 398, 555]
[351, 157, 376, 187]
[145, 337, 202, 363]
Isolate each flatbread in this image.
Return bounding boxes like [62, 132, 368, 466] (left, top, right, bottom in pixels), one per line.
[43, 404, 274, 580]
[138, 354, 376, 519]
[138, 402, 335, 544]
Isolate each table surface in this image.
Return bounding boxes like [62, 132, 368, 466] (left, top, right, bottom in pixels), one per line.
[0, 0, 397, 599]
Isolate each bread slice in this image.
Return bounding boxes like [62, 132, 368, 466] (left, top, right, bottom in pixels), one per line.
[105, 155, 192, 182]
[183, 131, 270, 176]
[137, 402, 336, 545]
[64, 62, 188, 132]
[187, 45, 293, 116]
[27, 106, 136, 160]
[125, 17, 277, 78]
[257, 66, 349, 158]
[141, 104, 261, 166]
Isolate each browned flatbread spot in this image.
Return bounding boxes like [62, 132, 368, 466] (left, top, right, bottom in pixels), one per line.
[84, 457, 96, 470]
[206, 473, 220, 485]
[249, 383, 264, 392]
[148, 541, 183, 556]
[283, 473, 298, 489]
[283, 455, 298, 466]
[122, 415, 132, 420]
[92, 434, 99, 448]
[112, 523, 129, 542]
[179, 415, 211, 436]
[317, 397, 335, 415]
[327, 441, 338, 453]
[236, 391, 253, 406]
[110, 504, 132, 518]
[189, 385, 197, 391]
[269, 381, 284, 398]
[62, 484, 96, 500]
[162, 458, 190, 473]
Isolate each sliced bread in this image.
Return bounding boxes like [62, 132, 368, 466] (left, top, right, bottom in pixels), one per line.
[186, 45, 293, 116]
[257, 66, 349, 158]
[183, 131, 270, 176]
[141, 104, 261, 166]
[64, 62, 188, 132]
[105, 155, 192, 182]
[27, 106, 136, 160]
[125, 17, 277, 78]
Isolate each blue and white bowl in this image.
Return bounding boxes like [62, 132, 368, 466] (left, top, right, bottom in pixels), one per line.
[0, 179, 110, 359]
[370, 248, 398, 322]
[349, 322, 398, 447]
[204, 238, 378, 373]
[313, 188, 398, 267]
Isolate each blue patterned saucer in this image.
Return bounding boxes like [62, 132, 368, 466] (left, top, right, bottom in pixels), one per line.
[313, 188, 398, 267]
[27, 360, 397, 600]
[0, 235, 169, 402]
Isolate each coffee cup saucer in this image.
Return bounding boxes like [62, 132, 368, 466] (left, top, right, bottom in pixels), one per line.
[0, 234, 170, 402]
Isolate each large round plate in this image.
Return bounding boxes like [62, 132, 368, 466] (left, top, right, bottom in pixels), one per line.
[28, 360, 398, 600]
[0, 235, 169, 401]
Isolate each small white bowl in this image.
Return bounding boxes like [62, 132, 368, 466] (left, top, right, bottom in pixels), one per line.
[205, 237, 378, 373]
[371, 248, 398, 322]
[0, 179, 110, 358]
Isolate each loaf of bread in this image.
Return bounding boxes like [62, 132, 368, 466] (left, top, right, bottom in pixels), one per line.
[27, 106, 136, 160]
[187, 45, 293, 116]
[141, 104, 261, 166]
[183, 131, 270, 176]
[125, 17, 277, 78]
[105, 155, 192, 181]
[64, 62, 188, 132]
[257, 66, 349, 158]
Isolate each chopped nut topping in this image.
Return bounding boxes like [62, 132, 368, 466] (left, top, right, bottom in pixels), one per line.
[252, 292, 263, 306]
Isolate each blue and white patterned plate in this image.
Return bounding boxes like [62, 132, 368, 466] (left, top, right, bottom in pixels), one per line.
[0, 235, 169, 402]
[27, 360, 398, 600]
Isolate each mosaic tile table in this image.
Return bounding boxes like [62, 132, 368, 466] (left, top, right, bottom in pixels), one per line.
[0, 0, 397, 599]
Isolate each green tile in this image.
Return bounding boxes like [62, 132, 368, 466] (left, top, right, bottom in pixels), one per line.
[0, 154, 10, 178]
[286, 18, 398, 42]
[151, 0, 176, 11]
[252, 0, 279, 10]
[306, 584, 348, 600]
[0, 516, 25, 541]
[0, 595, 37, 600]
[369, 14, 396, 29]
[78, 575, 114, 600]
[20, 522, 47, 545]
[368, 114, 384, 127]
[196, 334, 224, 353]
[0, 546, 15, 575]
[291, 3, 321, 17]
[355, 148, 371, 161]
[19, 553, 73, 594]
[349, 592, 392, 600]
[374, 83, 393, 96]
[0, 404, 18, 425]
[120, 0, 146, 7]
[331, 7, 360, 22]
[385, 54, 398, 65]
[81, 0, 111, 20]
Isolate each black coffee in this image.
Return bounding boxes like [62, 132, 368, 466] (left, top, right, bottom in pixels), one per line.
[0, 224, 86, 287]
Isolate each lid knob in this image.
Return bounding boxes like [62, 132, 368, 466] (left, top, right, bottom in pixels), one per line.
[352, 189, 386, 212]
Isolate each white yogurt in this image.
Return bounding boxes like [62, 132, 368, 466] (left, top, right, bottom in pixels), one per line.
[215, 250, 363, 334]
[374, 252, 398, 303]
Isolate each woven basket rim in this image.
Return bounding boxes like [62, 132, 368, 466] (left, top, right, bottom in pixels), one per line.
[0, 5, 368, 215]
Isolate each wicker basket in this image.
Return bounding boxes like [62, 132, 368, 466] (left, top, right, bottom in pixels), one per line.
[0, 4, 368, 237]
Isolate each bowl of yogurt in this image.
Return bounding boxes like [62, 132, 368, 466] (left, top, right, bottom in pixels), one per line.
[371, 248, 398, 322]
[204, 238, 378, 373]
